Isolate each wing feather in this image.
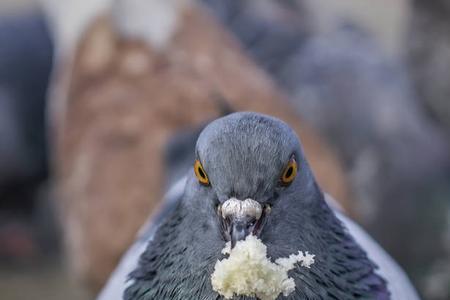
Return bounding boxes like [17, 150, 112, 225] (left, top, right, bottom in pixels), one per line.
[97, 177, 186, 300]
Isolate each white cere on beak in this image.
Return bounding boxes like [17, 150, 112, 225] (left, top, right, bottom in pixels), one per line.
[221, 198, 262, 220]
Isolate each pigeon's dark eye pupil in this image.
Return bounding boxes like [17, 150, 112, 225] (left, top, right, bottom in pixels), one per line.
[198, 167, 205, 178]
[286, 167, 293, 178]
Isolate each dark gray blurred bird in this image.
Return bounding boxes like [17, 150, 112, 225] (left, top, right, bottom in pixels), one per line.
[99, 112, 419, 300]
[0, 11, 55, 259]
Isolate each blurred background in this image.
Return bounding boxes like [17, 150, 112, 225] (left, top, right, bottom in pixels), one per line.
[0, 0, 449, 299]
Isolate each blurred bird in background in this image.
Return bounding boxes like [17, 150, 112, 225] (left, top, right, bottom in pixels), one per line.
[0, 8, 53, 261]
[44, 0, 350, 294]
[0, 0, 449, 300]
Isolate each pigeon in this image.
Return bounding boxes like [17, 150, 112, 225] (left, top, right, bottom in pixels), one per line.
[98, 112, 419, 300]
[0, 12, 54, 260]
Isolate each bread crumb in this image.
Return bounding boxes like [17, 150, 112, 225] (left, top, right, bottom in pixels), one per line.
[211, 235, 315, 300]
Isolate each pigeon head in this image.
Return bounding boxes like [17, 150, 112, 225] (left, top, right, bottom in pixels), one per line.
[125, 112, 388, 300]
[193, 112, 314, 247]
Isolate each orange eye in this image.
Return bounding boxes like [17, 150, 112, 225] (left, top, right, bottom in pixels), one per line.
[281, 157, 297, 186]
[194, 159, 210, 185]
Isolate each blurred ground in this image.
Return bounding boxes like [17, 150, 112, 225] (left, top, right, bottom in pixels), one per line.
[0, 0, 36, 13]
[0, 259, 89, 300]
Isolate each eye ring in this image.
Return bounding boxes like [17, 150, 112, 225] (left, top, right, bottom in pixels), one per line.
[194, 159, 210, 186]
[280, 157, 297, 186]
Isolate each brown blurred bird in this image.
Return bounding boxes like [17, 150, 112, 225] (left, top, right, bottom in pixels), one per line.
[44, 0, 352, 292]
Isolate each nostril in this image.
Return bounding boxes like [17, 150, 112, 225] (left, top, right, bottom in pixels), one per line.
[216, 204, 222, 216]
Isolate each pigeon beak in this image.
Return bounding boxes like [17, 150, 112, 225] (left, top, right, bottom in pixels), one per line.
[218, 198, 270, 248]
[230, 216, 258, 248]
